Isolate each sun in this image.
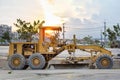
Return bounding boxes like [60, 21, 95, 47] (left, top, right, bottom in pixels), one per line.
[40, 0, 61, 26]
[45, 30, 54, 37]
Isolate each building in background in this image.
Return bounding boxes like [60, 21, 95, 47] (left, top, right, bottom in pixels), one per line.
[0, 24, 12, 44]
[0, 24, 12, 38]
[11, 32, 20, 42]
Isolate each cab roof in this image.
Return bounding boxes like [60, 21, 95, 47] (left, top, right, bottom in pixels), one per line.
[41, 26, 62, 31]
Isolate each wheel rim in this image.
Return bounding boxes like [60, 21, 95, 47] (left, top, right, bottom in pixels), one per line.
[12, 58, 21, 67]
[101, 58, 110, 67]
[32, 57, 40, 66]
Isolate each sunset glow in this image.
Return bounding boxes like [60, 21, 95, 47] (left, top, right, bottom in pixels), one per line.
[45, 30, 54, 37]
[40, 0, 61, 26]
[1, 0, 119, 38]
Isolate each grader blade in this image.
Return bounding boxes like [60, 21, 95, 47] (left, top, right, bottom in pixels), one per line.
[49, 63, 89, 69]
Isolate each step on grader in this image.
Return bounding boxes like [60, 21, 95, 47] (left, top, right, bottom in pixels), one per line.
[8, 25, 113, 70]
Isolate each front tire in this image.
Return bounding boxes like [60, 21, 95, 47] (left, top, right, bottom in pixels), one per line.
[28, 53, 46, 69]
[96, 54, 113, 69]
[8, 54, 26, 70]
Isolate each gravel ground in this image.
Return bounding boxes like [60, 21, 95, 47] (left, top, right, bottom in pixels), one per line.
[0, 69, 120, 80]
[0, 46, 9, 56]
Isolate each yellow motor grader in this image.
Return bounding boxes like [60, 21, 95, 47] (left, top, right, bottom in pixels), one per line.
[8, 25, 113, 70]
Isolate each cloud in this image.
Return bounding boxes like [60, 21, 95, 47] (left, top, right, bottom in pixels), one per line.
[49, 0, 100, 22]
[1, 0, 120, 38]
[96, 0, 120, 24]
[45, 0, 102, 38]
[0, 0, 44, 30]
[49, 0, 75, 18]
[51, 0, 100, 26]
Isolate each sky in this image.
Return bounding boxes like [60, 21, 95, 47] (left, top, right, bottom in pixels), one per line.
[0, 0, 120, 39]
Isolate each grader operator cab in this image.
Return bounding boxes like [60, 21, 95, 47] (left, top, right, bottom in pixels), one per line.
[8, 25, 113, 70]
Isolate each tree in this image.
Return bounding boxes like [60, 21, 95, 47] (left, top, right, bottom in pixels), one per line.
[113, 24, 120, 37]
[2, 31, 11, 42]
[0, 38, 5, 44]
[83, 35, 94, 44]
[103, 24, 120, 48]
[14, 19, 45, 41]
[105, 28, 116, 42]
[94, 39, 100, 45]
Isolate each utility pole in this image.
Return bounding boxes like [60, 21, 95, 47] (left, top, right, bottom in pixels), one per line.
[62, 23, 65, 42]
[104, 21, 106, 46]
[101, 29, 103, 46]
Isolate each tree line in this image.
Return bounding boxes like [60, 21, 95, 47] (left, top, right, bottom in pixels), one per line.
[1, 18, 120, 48]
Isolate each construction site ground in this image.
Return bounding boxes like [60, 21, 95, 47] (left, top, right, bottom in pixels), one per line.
[1, 46, 120, 80]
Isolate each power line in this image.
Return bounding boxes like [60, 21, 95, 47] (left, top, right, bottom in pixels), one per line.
[65, 27, 103, 32]
[65, 26, 103, 30]
[61, 25, 104, 39]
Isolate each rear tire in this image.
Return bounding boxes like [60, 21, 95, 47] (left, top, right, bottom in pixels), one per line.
[8, 54, 26, 70]
[28, 53, 46, 69]
[96, 54, 113, 69]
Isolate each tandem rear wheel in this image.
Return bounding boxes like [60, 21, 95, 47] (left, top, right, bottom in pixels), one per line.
[8, 54, 27, 70]
[8, 53, 48, 70]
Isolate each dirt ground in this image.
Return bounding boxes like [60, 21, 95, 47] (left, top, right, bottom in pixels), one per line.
[0, 69, 120, 80]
